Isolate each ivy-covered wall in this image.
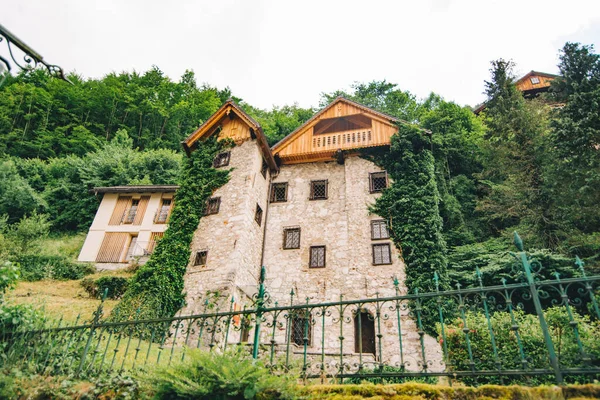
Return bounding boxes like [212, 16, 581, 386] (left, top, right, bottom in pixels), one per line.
[111, 137, 230, 320]
[368, 123, 450, 333]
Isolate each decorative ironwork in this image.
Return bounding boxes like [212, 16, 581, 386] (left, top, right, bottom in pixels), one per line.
[270, 182, 288, 202]
[0, 23, 71, 85]
[3, 232, 600, 385]
[369, 172, 388, 193]
[309, 180, 328, 200]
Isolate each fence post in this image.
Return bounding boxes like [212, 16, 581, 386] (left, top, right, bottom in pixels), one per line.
[514, 232, 563, 384]
[252, 266, 266, 359]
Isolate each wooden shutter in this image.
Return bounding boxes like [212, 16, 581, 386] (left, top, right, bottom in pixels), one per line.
[109, 196, 131, 225]
[132, 196, 150, 225]
[96, 232, 129, 262]
[147, 232, 164, 253]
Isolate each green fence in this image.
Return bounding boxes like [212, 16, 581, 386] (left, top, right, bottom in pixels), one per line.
[2, 233, 600, 384]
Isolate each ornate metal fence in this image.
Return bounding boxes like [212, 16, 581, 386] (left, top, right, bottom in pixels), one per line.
[2, 233, 600, 384]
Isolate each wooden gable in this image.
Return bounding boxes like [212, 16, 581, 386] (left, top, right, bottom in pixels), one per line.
[182, 100, 277, 171]
[515, 71, 558, 94]
[271, 97, 399, 164]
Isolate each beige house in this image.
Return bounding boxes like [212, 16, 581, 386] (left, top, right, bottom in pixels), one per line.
[78, 185, 177, 267]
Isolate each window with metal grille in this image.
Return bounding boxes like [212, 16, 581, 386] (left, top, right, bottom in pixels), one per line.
[255, 204, 263, 226]
[155, 198, 172, 223]
[372, 243, 392, 265]
[123, 199, 139, 224]
[369, 172, 388, 193]
[309, 246, 326, 268]
[283, 227, 300, 249]
[213, 151, 230, 168]
[194, 250, 208, 266]
[530, 76, 540, 84]
[371, 220, 390, 240]
[261, 159, 268, 178]
[270, 182, 288, 202]
[310, 180, 328, 200]
[291, 313, 312, 346]
[204, 197, 221, 215]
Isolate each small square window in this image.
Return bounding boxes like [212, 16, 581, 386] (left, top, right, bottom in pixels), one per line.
[530, 76, 540, 84]
[371, 220, 390, 240]
[204, 197, 221, 215]
[283, 227, 301, 249]
[194, 250, 208, 266]
[261, 160, 268, 179]
[369, 172, 388, 193]
[372, 243, 392, 265]
[310, 180, 328, 200]
[255, 204, 263, 226]
[213, 151, 230, 168]
[270, 182, 288, 202]
[309, 246, 326, 268]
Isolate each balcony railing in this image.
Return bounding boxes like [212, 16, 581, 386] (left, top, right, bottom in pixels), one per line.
[312, 129, 373, 151]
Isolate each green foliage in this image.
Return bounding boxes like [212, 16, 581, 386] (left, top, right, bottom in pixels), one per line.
[16, 254, 94, 281]
[112, 137, 230, 320]
[4, 211, 50, 254]
[146, 348, 297, 400]
[368, 124, 449, 333]
[81, 276, 129, 299]
[0, 158, 46, 224]
[443, 307, 600, 385]
[243, 103, 314, 146]
[0, 302, 45, 333]
[0, 262, 19, 300]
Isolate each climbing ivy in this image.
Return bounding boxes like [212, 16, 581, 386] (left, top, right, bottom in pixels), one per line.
[367, 123, 450, 333]
[111, 137, 230, 320]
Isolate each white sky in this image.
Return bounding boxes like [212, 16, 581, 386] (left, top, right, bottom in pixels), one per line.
[2, 0, 600, 109]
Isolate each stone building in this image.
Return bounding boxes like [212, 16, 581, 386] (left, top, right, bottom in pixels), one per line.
[179, 97, 442, 370]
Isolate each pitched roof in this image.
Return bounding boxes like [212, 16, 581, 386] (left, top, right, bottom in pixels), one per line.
[271, 96, 400, 152]
[181, 99, 278, 171]
[92, 185, 179, 194]
[515, 70, 560, 85]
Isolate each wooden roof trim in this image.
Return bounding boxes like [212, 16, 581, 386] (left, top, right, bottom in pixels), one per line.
[271, 97, 402, 153]
[181, 99, 278, 172]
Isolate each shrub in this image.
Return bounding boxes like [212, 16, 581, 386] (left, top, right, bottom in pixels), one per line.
[0, 302, 44, 333]
[81, 276, 129, 299]
[146, 348, 297, 400]
[16, 254, 94, 281]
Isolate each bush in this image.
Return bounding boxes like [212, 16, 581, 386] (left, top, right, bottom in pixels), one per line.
[16, 254, 94, 281]
[443, 307, 600, 385]
[0, 302, 44, 333]
[81, 276, 129, 299]
[146, 348, 297, 400]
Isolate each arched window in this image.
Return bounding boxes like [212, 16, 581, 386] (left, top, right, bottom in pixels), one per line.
[354, 310, 376, 355]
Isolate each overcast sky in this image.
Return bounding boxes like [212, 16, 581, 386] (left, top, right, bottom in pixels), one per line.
[2, 0, 600, 109]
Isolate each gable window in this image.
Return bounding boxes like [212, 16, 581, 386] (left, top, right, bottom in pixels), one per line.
[283, 227, 301, 249]
[530, 76, 540, 84]
[155, 198, 173, 223]
[261, 160, 268, 179]
[372, 243, 392, 265]
[369, 172, 388, 193]
[270, 182, 288, 203]
[371, 220, 390, 240]
[291, 312, 312, 346]
[213, 151, 231, 168]
[194, 250, 208, 266]
[123, 199, 140, 224]
[255, 204, 263, 226]
[309, 246, 326, 268]
[204, 197, 221, 215]
[309, 180, 328, 200]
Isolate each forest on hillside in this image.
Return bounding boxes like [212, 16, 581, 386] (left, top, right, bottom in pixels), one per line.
[0, 41, 599, 281]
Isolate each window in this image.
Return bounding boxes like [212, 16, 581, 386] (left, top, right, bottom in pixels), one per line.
[155, 198, 172, 223]
[309, 180, 328, 200]
[291, 312, 312, 346]
[372, 243, 392, 265]
[194, 250, 208, 266]
[354, 311, 376, 355]
[204, 197, 221, 215]
[270, 182, 288, 202]
[283, 227, 301, 249]
[255, 204, 263, 226]
[213, 151, 230, 168]
[371, 220, 390, 240]
[369, 172, 388, 193]
[125, 235, 139, 260]
[309, 246, 326, 268]
[530, 76, 540, 84]
[123, 199, 140, 224]
[261, 160, 268, 178]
